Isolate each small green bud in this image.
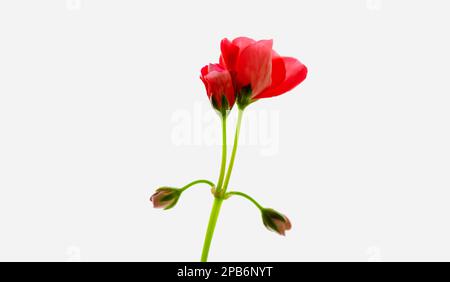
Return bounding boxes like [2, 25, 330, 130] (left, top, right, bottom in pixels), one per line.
[261, 208, 292, 236]
[150, 187, 181, 210]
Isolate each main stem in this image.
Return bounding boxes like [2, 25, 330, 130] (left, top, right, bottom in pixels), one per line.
[200, 197, 223, 262]
[200, 109, 244, 262]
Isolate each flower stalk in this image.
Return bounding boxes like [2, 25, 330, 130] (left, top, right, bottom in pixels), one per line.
[180, 179, 215, 192]
[221, 109, 244, 194]
[225, 191, 263, 210]
[216, 115, 227, 192]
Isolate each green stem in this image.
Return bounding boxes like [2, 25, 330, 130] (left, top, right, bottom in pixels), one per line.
[200, 197, 223, 262]
[216, 116, 227, 192]
[200, 109, 244, 262]
[179, 179, 215, 192]
[221, 109, 244, 193]
[225, 191, 263, 210]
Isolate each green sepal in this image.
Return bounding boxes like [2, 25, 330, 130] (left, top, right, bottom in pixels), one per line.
[236, 85, 255, 110]
[156, 187, 182, 210]
[163, 195, 180, 210]
[211, 94, 230, 118]
[261, 208, 286, 232]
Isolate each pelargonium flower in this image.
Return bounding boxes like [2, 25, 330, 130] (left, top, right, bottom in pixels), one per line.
[154, 37, 307, 261]
[219, 37, 307, 108]
[200, 63, 235, 116]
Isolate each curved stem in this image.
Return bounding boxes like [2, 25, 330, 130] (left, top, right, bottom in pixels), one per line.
[216, 116, 227, 192]
[179, 179, 215, 192]
[225, 191, 263, 210]
[221, 109, 244, 193]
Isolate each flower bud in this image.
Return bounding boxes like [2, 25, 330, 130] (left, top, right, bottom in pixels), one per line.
[200, 63, 235, 116]
[261, 208, 292, 236]
[150, 187, 181, 210]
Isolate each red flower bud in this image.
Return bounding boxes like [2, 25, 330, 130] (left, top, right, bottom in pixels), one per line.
[261, 208, 292, 236]
[200, 63, 235, 115]
[219, 37, 307, 109]
[150, 187, 181, 210]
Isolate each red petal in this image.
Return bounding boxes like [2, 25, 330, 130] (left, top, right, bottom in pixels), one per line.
[208, 63, 224, 72]
[270, 56, 286, 89]
[200, 65, 210, 97]
[235, 39, 273, 97]
[220, 38, 239, 71]
[201, 65, 209, 76]
[232, 37, 256, 50]
[201, 64, 235, 108]
[255, 57, 307, 99]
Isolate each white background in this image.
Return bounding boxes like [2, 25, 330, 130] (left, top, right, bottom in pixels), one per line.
[1, 0, 450, 262]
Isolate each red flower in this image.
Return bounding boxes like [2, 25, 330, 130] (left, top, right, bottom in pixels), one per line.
[220, 37, 307, 108]
[200, 63, 235, 115]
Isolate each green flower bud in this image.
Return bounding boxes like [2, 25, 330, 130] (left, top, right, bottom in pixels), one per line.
[261, 208, 292, 236]
[150, 187, 181, 210]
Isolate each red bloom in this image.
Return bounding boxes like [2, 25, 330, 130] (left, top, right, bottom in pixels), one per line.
[200, 63, 235, 115]
[220, 37, 307, 107]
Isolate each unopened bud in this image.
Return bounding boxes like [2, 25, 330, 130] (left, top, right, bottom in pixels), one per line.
[261, 208, 292, 236]
[150, 187, 181, 210]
